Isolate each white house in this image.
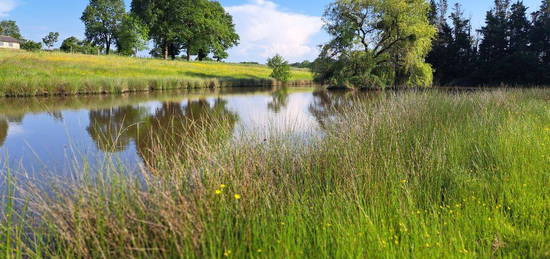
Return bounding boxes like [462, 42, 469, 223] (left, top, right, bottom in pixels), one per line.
[0, 35, 21, 50]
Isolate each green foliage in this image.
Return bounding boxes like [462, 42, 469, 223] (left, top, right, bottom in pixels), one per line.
[315, 0, 436, 89]
[81, 0, 126, 54]
[20, 40, 42, 51]
[60, 37, 101, 54]
[0, 20, 21, 39]
[427, 0, 550, 86]
[427, 2, 476, 85]
[131, 0, 238, 61]
[290, 60, 312, 68]
[42, 32, 59, 50]
[115, 14, 148, 56]
[267, 54, 291, 82]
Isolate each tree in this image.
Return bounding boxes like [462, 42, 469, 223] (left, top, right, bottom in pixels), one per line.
[0, 20, 22, 39]
[60, 37, 82, 52]
[267, 55, 291, 82]
[131, 0, 188, 59]
[478, 0, 510, 63]
[532, 0, 550, 65]
[530, 0, 550, 84]
[194, 1, 240, 61]
[314, 0, 436, 89]
[426, 0, 454, 84]
[131, 0, 238, 61]
[116, 14, 149, 56]
[508, 1, 531, 53]
[81, 0, 125, 54]
[446, 3, 476, 83]
[42, 32, 60, 50]
[60, 36, 102, 54]
[20, 40, 42, 51]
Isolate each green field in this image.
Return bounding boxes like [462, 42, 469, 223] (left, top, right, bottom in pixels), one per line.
[1, 89, 548, 258]
[0, 50, 313, 97]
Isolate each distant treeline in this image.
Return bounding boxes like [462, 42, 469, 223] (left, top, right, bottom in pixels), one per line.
[427, 0, 550, 86]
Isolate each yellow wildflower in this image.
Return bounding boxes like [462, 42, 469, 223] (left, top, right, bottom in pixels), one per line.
[224, 250, 232, 256]
[220, 184, 227, 189]
[215, 190, 222, 195]
[234, 194, 241, 200]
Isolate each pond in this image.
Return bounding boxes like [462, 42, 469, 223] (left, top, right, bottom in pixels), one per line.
[0, 87, 363, 177]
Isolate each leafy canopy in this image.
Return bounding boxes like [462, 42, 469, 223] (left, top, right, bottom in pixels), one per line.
[0, 20, 22, 39]
[314, 0, 436, 88]
[131, 0, 239, 61]
[42, 32, 60, 49]
[81, 0, 126, 54]
[267, 55, 291, 83]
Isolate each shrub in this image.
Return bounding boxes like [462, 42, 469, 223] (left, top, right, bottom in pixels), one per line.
[267, 54, 291, 82]
[20, 40, 42, 51]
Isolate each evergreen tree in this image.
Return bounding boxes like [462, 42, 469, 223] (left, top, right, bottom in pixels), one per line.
[508, 1, 531, 53]
[531, 0, 550, 83]
[478, 1, 510, 64]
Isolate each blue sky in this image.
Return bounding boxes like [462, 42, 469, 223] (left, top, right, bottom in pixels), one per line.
[0, 0, 544, 62]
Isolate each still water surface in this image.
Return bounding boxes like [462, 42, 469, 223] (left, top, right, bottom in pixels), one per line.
[0, 87, 354, 174]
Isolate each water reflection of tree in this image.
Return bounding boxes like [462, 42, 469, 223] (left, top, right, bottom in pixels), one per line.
[87, 106, 149, 152]
[0, 115, 26, 148]
[86, 99, 238, 171]
[0, 119, 8, 147]
[268, 87, 289, 113]
[135, 99, 238, 170]
[309, 90, 380, 129]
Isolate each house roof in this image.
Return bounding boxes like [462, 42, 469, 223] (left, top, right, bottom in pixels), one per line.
[0, 35, 22, 43]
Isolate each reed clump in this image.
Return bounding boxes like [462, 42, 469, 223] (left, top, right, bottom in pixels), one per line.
[1, 89, 549, 258]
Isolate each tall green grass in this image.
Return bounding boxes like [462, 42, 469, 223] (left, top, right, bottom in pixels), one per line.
[1, 89, 549, 258]
[0, 50, 314, 97]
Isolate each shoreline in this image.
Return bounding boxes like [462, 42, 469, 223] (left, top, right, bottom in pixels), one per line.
[0, 79, 316, 98]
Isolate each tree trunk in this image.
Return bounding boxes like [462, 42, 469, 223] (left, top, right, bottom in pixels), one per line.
[164, 42, 169, 60]
[186, 48, 191, 61]
[106, 37, 111, 55]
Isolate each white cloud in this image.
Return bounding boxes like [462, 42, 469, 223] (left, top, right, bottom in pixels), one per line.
[226, 0, 324, 63]
[0, 0, 16, 17]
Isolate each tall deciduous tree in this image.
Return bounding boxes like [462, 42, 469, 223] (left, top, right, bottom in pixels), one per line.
[314, 0, 436, 88]
[81, 0, 125, 54]
[42, 32, 60, 50]
[131, 0, 190, 60]
[193, 1, 240, 61]
[116, 14, 149, 56]
[131, 0, 238, 61]
[0, 20, 22, 39]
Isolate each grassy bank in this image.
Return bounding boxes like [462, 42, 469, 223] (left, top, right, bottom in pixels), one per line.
[0, 50, 314, 97]
[1, 89, 549, 258]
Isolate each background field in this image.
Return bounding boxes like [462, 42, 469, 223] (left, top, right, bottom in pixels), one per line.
[0, 50, 314, 96]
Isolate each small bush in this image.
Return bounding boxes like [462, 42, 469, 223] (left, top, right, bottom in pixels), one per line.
[267, 54, 291, 83]
[20, 40, 42, 51]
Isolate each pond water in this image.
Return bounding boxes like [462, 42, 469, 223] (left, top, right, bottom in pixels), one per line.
[0, 87, 359, 176]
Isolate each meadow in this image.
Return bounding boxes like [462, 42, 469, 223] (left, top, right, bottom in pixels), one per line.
[0, 50, 313, 97]
[1, 89, 549, 258]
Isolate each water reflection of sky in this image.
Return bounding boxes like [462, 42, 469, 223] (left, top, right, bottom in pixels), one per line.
[0, 88, 324, 174]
